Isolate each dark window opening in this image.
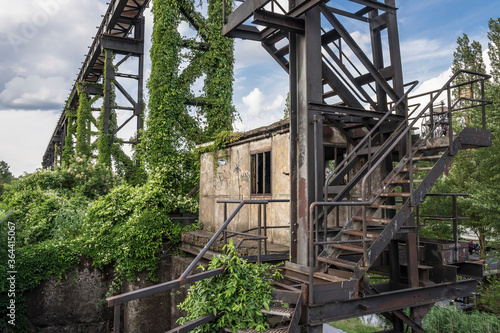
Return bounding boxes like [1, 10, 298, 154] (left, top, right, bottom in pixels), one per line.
[325, 146, 347, 185]
[251, 151, 271, 195]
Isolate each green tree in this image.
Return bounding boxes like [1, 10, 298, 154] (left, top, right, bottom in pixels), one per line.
[451, 34, 486, 129]
[283, 92, 290, 119]
[0, 161, 13, 185]
[488, 18, 500, 84]
[441, 33, 500, 257]
[0, 160, 13, 198]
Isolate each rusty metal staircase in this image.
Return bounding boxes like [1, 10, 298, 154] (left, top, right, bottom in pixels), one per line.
[313, 70, 492, 289]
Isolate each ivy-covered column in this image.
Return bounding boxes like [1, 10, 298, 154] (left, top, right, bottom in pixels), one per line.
[203, 0, 235, 139]
[75, 88, 92, 158]
[144, 0, 184, 184]
[98, 50, 115, 167]
[61, 108, 76, 165]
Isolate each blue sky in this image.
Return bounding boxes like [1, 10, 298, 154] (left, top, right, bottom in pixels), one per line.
[0, 0, 498, 176]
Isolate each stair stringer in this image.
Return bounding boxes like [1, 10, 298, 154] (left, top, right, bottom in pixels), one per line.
[355, 133, 465, 277]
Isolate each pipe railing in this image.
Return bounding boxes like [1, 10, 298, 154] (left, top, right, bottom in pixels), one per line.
[218, 199, 290, 261]
[358, 71, 490, 266]
[323, 80, 419, 201]
[107, 199, 288, 332]
[308, 70, 491, 305]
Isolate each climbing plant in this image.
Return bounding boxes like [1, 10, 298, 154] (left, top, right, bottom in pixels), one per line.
[178, 240, 282, 332]
[201, 0, 236, 139]
[143, 0, 237, 194]
[97, 50, 117, 167]
[61, 108, 76, 165]
[75, 83, 102, 159]
[75, 89, 93, 158]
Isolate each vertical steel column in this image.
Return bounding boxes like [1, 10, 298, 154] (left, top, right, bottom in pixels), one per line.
[103, 50, 114, 138]
[406, 232, 419, 288]
[60, 119, 68, 163]
[135, 17, 145, 137]
[294, 2, 323, 268]
[289, 27, 298, 262]
[452, 195, 459, 262]
[385, 0, 405, 110]
[369, 9, 386, 110]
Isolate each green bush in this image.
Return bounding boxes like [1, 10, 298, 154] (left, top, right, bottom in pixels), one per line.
[0, 163, 199, 330]
[478, 275, 500, 314]
[178, 241, 282, 332]
[423, 305, 500, 333]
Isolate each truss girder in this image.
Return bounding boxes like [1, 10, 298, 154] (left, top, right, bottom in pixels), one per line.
[43, 0, 150, 168]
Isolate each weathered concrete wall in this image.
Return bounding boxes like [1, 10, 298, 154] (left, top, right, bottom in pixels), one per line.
[123, 260, 172, 333]
[199, 131, 291, 246]
[25, 259, 113, 333]
[25, 253, 205, 333]
[198, 122, 369, 244]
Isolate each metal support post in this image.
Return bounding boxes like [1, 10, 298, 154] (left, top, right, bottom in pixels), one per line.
[294, 2, 323, 267]
[453, 195, 459, 262]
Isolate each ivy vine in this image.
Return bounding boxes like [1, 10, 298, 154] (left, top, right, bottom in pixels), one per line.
[178, 240, 282, 332]
[143, 0, 237, 195]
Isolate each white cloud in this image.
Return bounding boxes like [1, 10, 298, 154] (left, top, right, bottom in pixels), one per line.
[0, 75, 68, 109]
[350, 31, 371, 53]
[242, 88, 265, 116]
[0, 110, 61, 176]
[234, 39, 272, 70]
[237, 88, 285, 131]
[401, 39, 453, 64]
[242, 88, 284, 117]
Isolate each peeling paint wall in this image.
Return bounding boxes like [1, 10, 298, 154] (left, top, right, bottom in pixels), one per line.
[199, 123, 371, 246]
[199, 132, 291, 246]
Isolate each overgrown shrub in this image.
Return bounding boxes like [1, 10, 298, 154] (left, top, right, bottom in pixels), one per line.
[0, 164, 199, 330]
[178, 241, 282, 332]
[478, 275, 500, 314]
[423, 305, 500, 332]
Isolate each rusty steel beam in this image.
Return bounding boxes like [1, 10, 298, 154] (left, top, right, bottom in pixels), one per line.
[253, 9, 305, 34]
[223, 0, 272, 35]
[43, 0, 150, 169]
[308, 279, 477, 324]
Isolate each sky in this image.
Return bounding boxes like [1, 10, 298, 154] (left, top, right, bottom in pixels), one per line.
[0, 0, 498, 177]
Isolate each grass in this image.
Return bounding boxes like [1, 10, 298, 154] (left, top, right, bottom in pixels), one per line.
[423, 305, 500, 333]
[329, 317, 383, 333]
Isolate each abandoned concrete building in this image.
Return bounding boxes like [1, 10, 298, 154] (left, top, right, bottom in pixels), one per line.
[197, 119, 372, 247]
[38, 0, 499, 332]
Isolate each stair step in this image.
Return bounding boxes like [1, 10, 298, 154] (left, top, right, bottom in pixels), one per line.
[370, 204, 403, 210]
[225, 328, 288, 333]
[332, 243, 365, 253]
[390, 179, 423, 184]
[343, 123, 365, 130]
[412, 155, 441, 161]
[323, 90, 337, 99]
[327, 185, 345, 195]
[342, 230, 380, 238]
[313, 271, 350, 282]
[352, 216, 392, 224]
[317, 256, 357, 270]
[402, 167, 434, 172]
[380, 192, 411, 197]
[283, 265, 330, 285]
[261, 306, 294, 319]
[274, 45, 289, 57]
[327, 268, 355, 279]
[359, 146, 382, 155]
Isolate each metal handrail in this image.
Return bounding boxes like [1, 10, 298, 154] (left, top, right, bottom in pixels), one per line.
[218, 199, 289, 258]
[308, 70, 491, 305]
[360, 69, 491, 206]
[357, 70, 490, 267]
[0, 210, 13, 225]
[323, 80, 419, 199]
[107, 199, 285, 332]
